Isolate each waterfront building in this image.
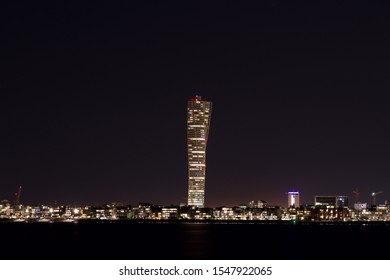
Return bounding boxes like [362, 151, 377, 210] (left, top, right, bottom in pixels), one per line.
[354, 202, 367, 211]
[213, 207, 235, 220]
[248, 200, 267, 208]
[187, 95, 212, 208]
[312, 206, 350, 221]
[336, 196, 349, 207]
[162, 207, 178, 219]
[314, 195, 349, 207]
[315, 196, 336, 207]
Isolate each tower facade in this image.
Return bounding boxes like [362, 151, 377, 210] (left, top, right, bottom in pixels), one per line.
[288, 191, 300, 208]
[187, 95, 212, 207]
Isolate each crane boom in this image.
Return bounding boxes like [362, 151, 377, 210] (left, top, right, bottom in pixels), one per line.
[372, 191, 383, 206]
[353, 188, 360, 202]
[14, 185, 22, 205]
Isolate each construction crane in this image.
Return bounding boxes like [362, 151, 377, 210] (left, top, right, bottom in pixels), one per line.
[353, 188, 360, 203]
[14, 185, 22, 205]
[372, 191, 383, 206]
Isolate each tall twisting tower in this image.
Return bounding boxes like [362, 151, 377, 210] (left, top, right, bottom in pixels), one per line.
[187, 95, 212, 208]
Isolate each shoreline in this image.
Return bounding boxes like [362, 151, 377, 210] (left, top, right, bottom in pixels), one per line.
[1, 218, 390, 226]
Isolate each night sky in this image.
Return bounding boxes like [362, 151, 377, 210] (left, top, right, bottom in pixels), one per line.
[2, 1, 390, 207]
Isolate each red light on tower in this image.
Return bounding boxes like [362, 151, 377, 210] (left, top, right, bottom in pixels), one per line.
[191, 95, 201, 102]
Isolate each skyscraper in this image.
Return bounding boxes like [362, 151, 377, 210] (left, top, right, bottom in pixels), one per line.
[187, 95, 212, 208]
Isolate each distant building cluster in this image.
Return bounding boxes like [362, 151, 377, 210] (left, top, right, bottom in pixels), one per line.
[1, 195, 389, 222]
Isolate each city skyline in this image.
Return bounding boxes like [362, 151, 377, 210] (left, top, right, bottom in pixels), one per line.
[2, 2, 390, 207]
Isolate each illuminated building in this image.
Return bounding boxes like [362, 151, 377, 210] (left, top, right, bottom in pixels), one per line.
[315, 196, 349, 207]
[315, 196, 336, 207]
[162, 207, 178, 219]
[287, 191, 300, 208]
[248, 200, 267, 208]
[312, 206, 350, 221]
[336, 196, 348, 207]
[354, 202, 367, 211]
[187, 95, 212, 207]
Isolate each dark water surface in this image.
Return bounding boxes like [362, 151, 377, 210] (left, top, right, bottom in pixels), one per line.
[1, 221, 389, 259]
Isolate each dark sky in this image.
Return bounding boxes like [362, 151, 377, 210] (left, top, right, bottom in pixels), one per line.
[1, 1, 390, 207]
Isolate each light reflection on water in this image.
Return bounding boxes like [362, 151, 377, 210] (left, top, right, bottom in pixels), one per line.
[179, 223, 211, 258]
